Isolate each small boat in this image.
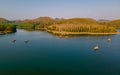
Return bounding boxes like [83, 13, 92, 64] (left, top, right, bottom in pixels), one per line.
[12, 39, 16, 43]
[107, 38, 111, 42]
[94, 45, 99, 50]
[24, 40, 29, 43]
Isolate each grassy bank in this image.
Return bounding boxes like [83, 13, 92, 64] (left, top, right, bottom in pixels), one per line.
[47, 30, 119, 36]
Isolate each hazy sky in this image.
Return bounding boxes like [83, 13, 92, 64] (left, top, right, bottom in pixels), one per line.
[0, 0, 120, 20]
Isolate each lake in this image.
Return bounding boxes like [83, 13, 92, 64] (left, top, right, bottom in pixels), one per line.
[0, 29, 120, 75]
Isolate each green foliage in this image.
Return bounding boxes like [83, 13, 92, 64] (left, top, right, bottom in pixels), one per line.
[0, 23, 16, 33]
[49, 24, 116, 33]
[17, 17, 54, 30]
[48, 18, 116, 33]
[33, 17, 54, 26]
[55, 18, 98, 25]
[107, 20, 120, 29]
[17, 23, 35, 29]
[35, 25, 44, 30]
[0, 17, 119, 33]
[97, 19, 120, 29]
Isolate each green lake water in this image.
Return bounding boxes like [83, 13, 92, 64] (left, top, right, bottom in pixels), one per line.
[0, 29, 120, 75]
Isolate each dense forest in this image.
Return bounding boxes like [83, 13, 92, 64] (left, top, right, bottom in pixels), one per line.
[107, 20, 120, 29]
[0, 18, 16, 34]
[0, 17, 120, 35]
[48, 18, 116, 33]
[16, 17, 54, 30]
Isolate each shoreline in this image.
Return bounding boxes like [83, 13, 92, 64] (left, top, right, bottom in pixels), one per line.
[47, 30, 120, 36]
[0, 31, 16, 35]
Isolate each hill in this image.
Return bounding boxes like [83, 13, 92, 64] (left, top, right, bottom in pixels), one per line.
[107, 20, 120, 29]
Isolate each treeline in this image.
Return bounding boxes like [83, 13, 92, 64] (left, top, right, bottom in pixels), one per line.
[15, 17, 120, 31]
[107, 20, 120, 29]
[48, 24, 116, 33]
[48, 18, 116, 33]
[0, 23, 16, 34]
[15, 17, 99, 30]
[0, 18, 16, 34]
[16, 17, 54, 30]
[98, 19, 120, 29]
[0, 17, 120, 33]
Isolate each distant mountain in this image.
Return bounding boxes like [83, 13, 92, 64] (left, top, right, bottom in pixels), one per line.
[57, 18, 98, 24]
[0, 18, 8, 23]
[97, 19, 110, 22]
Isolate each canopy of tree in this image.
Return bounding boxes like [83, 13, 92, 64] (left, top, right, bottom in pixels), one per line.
[48, 24, 116, 33]
[55, 18, 98, 25]
[0, 23, 16, 34]
[107, 20, 120, 29]
[0, 17, 120, 34]
[47, 18, 116, 33]
[17, 17, 54, 30]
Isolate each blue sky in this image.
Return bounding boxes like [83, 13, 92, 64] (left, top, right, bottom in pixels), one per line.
[0, 0, 120, 20]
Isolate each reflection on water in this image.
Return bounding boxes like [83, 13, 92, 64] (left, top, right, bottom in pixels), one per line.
[0, 29, 120, 75]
